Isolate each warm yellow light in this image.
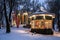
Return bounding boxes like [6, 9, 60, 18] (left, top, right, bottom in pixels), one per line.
[45, 22, 48, 23]
[29, 16, 32, 18]
[52, 15, 55, 18]
[49, 15, 52, 17]
[32, 15, 35, 17]
[12, 20, 16, 27]
[18, 13, 20, 16]
[39, 14, 45, 16]
[49, 15, 55, 18]
[52, 16, 55, 18]
[23, 12, 28, 15]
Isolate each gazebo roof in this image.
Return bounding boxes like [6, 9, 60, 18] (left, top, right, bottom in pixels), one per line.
[29, 12, 55, 18]
[32, 12, 55, 15]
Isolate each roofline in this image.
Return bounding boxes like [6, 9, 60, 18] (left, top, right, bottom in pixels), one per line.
[30, 12, 55, 15]
[28, 12, 55, 18]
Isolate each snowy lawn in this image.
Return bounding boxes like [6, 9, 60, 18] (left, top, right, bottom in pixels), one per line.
[0, 27, 60, 40]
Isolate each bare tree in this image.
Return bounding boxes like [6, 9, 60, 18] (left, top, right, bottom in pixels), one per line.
[45, 0, 60, 31]
[4, 0, 10, 33]
[3, 0, 15, 33]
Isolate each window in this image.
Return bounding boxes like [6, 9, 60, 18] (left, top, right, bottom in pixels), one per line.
[36, 16, 43, 20]
[45, 16, 52, 20]
[32, 16, 43, 20]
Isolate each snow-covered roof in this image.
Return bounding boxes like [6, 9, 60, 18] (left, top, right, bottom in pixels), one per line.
[28, 12, 55, 18]
[31, 12, 55, 15]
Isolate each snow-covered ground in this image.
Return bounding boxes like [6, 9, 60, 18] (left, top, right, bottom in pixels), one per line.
[0, 26, 60, 40]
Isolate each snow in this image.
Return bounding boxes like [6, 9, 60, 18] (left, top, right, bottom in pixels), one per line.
[54, 32, 60, 37]
[0, 26, 60, 40]
[54, 24, 59, 31]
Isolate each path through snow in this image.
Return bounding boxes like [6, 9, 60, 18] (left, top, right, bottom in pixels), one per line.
[0, 27, 60, 40]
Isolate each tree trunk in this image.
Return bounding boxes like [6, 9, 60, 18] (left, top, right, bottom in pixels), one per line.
[9, 6, 12, 27]
[9, 0, 12, 23]
[58, 11, 60, 31]
[9, 0, 15, 27]
[4, 0, 10, 33]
